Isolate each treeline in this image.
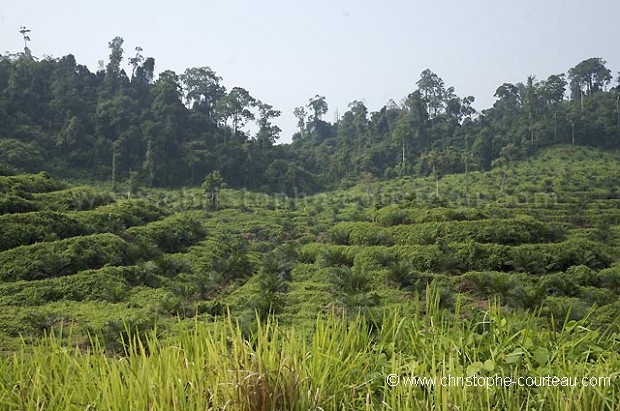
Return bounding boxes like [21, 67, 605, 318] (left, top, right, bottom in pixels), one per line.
[1, 37, 619, 193]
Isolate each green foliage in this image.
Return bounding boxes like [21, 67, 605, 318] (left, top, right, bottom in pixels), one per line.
[0, 211, 85, 251]
[32, 186, 115, 211]
[598, 266, 620, 293]
[1, 49, 620, 195]
[389, 216, 562, 246]
[0, 233, 130, 281]
[0, 172, 64, 194]
[201, 171, 224, 209]
[123, 212, 206, 258]
[0, 267, 131, 306]
[329, 222, 394, 246]
[71, 199, 164, 233]
[0, 193, 38, 214]
[0, 304, 619, 410]
[0, 142, 618, 410]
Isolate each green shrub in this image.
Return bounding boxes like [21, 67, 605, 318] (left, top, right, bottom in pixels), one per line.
[461, 271, 539, 308]
[0, 172, 65, 194]
[393, 245, 447, 272]
[32, 186, 115, 211]
[577, 286, 616, 306]
[329, 222, 393, 246]
[566, 265, 599, 287]
[389, 216, 562, 246]
[598, 266, 620, 293]
[538, 273, 579, 297]
[71, 200, 164, 233]
[0, 233, 131, 281]
[0, 211, 86, 251]
[316, 245, 355, 268]
[375, 206, 416, 226]
[542, 296, 590, 322]
[0, 267, 131, 306]
[123, 212, 206, 258]
[0, 194, 38, 214]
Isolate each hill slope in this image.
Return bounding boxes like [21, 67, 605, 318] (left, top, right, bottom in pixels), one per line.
[0, 146, 619, 409]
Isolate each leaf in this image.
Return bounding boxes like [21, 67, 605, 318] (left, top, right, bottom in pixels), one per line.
[466, 361, 483, 376]
[505, 348, 524, 364]
[532, 347, 549, 365]
[483, 359, 495, 372]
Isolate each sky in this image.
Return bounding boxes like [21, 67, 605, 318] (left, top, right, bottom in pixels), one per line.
[1, 0, 619, 143]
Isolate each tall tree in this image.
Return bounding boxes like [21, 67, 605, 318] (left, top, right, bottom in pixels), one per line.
[416, 69, 446, 118]
[255, 102, 281, 148]
[180, 67, 225, 125]
[293, 106, 307, 139]
[216, 87, 256, 135]
[568, 58, 612, 100]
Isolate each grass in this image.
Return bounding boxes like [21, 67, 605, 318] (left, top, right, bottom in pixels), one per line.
[0, 287, 618, 410]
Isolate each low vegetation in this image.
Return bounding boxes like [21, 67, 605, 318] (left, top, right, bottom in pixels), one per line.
[0, 146, 618, 409]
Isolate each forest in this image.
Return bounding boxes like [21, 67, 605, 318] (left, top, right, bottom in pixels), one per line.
[0, 38, 619, 410]
[1, 37, 619, 193]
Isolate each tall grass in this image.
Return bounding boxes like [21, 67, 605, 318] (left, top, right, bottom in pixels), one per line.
[0, 287, 618, 410]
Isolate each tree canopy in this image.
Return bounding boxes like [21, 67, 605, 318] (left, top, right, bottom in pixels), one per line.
[1, 40, 619, 194]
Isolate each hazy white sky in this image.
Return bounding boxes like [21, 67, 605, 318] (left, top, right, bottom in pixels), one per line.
[1, 0, 619, 142]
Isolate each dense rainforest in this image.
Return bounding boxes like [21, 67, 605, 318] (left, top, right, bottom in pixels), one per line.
[1, 37, 619, 193]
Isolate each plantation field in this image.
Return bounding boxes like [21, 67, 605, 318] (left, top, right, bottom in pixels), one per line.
[0, 145, 619, 410]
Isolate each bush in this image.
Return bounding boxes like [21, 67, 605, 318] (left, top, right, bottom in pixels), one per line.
[577, 286, 616, 306]
[598, 266, 620, 293]
[0, 233, 131, 281]
[389, 216, 561, 246]
[542, 296, 590, 322]
[0, 172, 65, 194]
[329, 222, 393, 246]
[538, 273, 579, 297]
[123, 212, 206, 258]
[316, 246, 355, 268]
[72, 199, 164, 233]
[462, 271, 538, 308]
[375, 206, 415, 226]
[393, 245, 447, 272]
[0, 194, 38, 214]
[32, 186, 115, 211]
[0, 211, 86, 251]
[0, 267, 131, 306]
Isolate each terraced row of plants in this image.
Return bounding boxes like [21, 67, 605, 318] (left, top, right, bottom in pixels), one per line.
[0, 146, 618, 409]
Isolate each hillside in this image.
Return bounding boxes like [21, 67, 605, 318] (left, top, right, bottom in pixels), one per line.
[0, 145, 619, 344]
[0, 145, 619, 409]
[0, 146, 620, 410]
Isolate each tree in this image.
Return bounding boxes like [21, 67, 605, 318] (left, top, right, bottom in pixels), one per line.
[180, 67, 225, 125]
[293, 106, 307, 139]
[128, 46, 144, 79]
[128, 170, 139, 198]
[491, 143, 522, 192]
[255, 102, 281, 148]
[494, 83, 522, 109]
[416, 69, 446, 118]
[308, 95, 328, 123]
[216, 87, 256, 135]
[202, 171, 225, 209]
[103, 36, 126, 94]
[568, 58, 612, 100]
[541, 74, 567, 142]
[420, 147, 460, 197]
[18, 26, 32, 56]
